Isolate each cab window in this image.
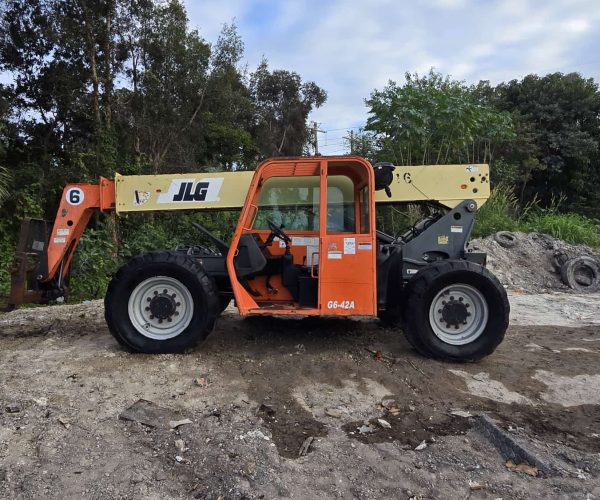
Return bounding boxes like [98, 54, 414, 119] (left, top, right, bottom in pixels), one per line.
[254, 176, 320, 231]
[327, 175, 355, 233]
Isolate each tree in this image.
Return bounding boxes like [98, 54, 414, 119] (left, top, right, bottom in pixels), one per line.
[365, 70, 515, 166]
[492, 73, 600, 214]
[250, 59, 327, 158]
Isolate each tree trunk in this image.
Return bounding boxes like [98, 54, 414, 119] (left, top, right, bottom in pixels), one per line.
[103, 0, 114, 129]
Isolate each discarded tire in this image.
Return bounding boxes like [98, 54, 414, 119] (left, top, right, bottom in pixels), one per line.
[494, 231, 517, 248]
[560, 257, 600, 292]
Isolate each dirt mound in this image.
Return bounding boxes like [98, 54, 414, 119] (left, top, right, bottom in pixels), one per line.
[470, 232, 600, 293]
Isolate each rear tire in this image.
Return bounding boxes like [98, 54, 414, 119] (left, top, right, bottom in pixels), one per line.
[401, 260, 509, 361]
[105, 251, 219, 353]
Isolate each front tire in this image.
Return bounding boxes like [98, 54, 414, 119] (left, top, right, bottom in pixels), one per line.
[401, 260, 509, 361]
[105, 251, 219, 353]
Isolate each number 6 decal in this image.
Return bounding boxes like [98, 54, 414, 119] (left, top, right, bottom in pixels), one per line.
[66, 187, 84, 206]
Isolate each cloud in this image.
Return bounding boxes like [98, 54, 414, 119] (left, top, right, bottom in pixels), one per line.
[184, 0, 600, 144]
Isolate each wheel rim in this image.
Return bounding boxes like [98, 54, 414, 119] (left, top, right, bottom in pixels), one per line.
[128, 276, 194, 340]
[428, 284, 489, 345]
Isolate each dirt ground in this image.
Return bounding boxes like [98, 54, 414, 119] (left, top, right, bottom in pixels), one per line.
[1, 292, 600, 499]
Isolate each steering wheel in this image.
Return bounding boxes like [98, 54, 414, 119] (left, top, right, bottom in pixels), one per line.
[266, 218, 292, 244]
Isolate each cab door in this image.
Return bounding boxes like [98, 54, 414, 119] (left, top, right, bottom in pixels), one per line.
[318, 160, 377, 316]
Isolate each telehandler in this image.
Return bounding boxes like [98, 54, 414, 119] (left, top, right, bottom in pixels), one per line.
[7, 156, 509, 361]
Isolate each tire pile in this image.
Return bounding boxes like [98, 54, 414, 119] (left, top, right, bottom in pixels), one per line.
[470, 232, 600, 293]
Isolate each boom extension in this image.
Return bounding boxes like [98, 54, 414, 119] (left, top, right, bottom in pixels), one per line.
[6, 158, 490, 309]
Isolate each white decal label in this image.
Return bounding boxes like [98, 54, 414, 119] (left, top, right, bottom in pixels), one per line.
[466, 165, 479, 173]
[66, 187, 84, 206]
[56, 228, 70, 236]
[343, 237, 356, 254]
[327, 251, 342, 260]
[53, 237, 66, 244]
[133, 190, 151, 206]
[157, 178, 224, 204]
[406, 268, 418, 275]
[291, 236, 318, 246]
[358, 243, 372, 251]
[450, 225, 463, 233]
[278, 236, 319, 249]
[32, 240, 45, 251]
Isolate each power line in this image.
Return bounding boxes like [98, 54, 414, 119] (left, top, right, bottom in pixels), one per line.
[322, 126, 364, 133]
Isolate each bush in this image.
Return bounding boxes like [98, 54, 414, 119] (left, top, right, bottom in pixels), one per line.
[0, 231, 14, 299]
[69, 224, 118, 301]
[524, 211, 600, 247]
[472, 185, 520, 238]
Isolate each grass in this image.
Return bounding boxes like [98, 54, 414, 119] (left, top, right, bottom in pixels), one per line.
[523, 211, 600, 247]
[473, 185, 600, 247]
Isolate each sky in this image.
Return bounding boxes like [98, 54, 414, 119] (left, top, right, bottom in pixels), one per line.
[184, 0, 600, 154]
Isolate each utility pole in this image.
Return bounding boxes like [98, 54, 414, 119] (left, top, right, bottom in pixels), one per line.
[311, 121, 324, 156]
[344, 130, 355, 155]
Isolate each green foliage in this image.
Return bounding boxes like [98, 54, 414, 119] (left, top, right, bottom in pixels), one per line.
[0, 230, 13, 298]
[365, 70, 515, 165]
[250, 59, 327, 157]
[471, 185, 520, 238]
[489, 158, 519, 186]
[492, 73, 600, 215]
[69, 224, 118, 301]
[0, 166, 9, 203]
[524, 210, 600, 247]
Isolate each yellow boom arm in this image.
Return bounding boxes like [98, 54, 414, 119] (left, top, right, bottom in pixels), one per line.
[115, 163, 490, 213]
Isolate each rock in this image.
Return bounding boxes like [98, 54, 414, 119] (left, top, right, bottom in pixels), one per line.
[468, 480, 484, 491]
[174, 439, 186, 453]
[119, 399, 190, 430]
[169, 419, 192, 429]
[5, 404, 21, 413]
[239, 429, 270, 441]
[377, 418, 391, 429]
[193, 377, 208, 387]
[298, 436, 314, 456]
[58, 417, 71, 429]
[0, 468, 6, 482]
[415, 440, 427, 451]
[325, 408, 342, 418]
[358, 424, 376, 434]
[175, 455, 183, 463]
[449, 409, 473, 418]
